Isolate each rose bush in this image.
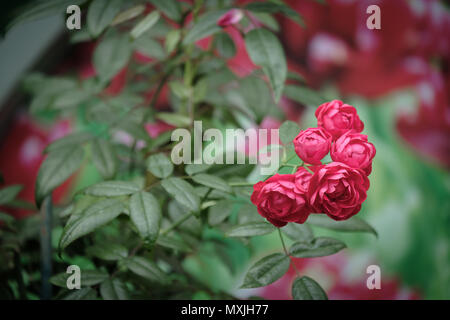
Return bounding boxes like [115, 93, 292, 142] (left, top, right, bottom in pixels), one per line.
[0, 0, 379, 301]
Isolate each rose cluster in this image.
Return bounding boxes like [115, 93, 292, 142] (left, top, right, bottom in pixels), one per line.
[251, 100, 376, 227]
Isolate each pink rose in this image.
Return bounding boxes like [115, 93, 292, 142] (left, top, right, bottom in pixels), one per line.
[315, 100, 364, 140]
[308, 162, 369, 221]
[217, 9, 243, 27]
[293, 127, 332, 165]
[294, 167, 313, 193]
[251, 174, 311, 227]
[331, 132, 376, 175]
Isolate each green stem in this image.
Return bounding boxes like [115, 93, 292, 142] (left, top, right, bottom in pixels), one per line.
[304, 165, 314, 174]
[283, 152, 297, 164]
[278, 228, 301, 278]
[228, 181, 254, 187]
[278, 228, 289, 256]
[161, 211, 194, 236]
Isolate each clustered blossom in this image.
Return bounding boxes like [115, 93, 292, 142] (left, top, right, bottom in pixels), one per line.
[251, 100, 376, 227]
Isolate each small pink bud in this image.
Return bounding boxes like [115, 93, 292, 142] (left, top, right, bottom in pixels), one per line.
[217, 9, 243, 27]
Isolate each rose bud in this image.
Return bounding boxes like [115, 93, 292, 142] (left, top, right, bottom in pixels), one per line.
[308, 162, 370, 221]
[251, 174, 311, 227]
[315, 100, 364, 140]
[331, 131, 376, 175]
[293, 127, 332, 165]
[217, 9, 243, 28]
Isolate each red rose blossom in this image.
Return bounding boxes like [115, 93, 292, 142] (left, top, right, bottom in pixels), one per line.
[315, 100, 364, 140]
[331, 131, 376, 175]
[308, 162, 369, 221]
[294, 167, 313, 193]
[293, 127, 332, 165]
[251, 174, 311, 227]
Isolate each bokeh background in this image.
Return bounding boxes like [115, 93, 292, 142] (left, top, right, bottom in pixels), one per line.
[0, 0, 449, 299]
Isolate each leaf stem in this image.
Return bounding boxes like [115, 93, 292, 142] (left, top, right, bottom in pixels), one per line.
[228, 181, 254, 187]
[278, 228, 301, 278]
[278, 228, 289, 256]
[161, 211, 194, 236]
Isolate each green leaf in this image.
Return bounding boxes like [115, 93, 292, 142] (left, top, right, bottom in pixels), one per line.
[169, 81, 190, 100]
[0, 212, 14, 225]
[93, 34, 131, 82]
[80, 270, 109, 286]
[91, 139, 117, 179]
[87, 0, 123, 37]
[252, 12, 280, 31]
[35, 146, 84, 207]
[147, 153, 173, 179]
[183, 10, 227, 44]
[149, 0, 182, 22]
[165, 29, 181, 53]
[45, 132, 92, 153]
[226, 222, 276, 237]
[123, 256, 168, 284]
[193, 79, 208, 103]
[87, 243, 128, 261]
[84, 181, 141, 197]
[284, 84, 326, 107]
[100, 278, 129, 300]
[52, 89, 90, 109]
[59, 203, 74, 219]
[0, 185, 22, 205]
[245, 2, 304, 27]
[5, 0, 87, 34]
[130, 11, 160, 39]
[245, 28, 287, 102]
[279, 120, 300, 145]
[156, 234, 192, 252]
[289, 237, 346, 258]
[50, 270, 108, 288]
[185, 164, 211, 176]
[161, 178, 200, 212]
[287, 70, 306, 83]
[238, 77, 275, 121]
[208, 200, 233, 226]
[292, 276, 328, 300]
[191, 173, 231, 193]
[63, 287, 97, 300]
[59, 199, 125, 249]
[134, 37, 166, 60]
[214, 32, 236, 58]
[111, 5, 145, 25]
[156, 112, 191, 127]
[129, 192, 161, 242]
[241, 253, 290, 288]
[307, 215, 378, 237]
[281, 223, 314, 242]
